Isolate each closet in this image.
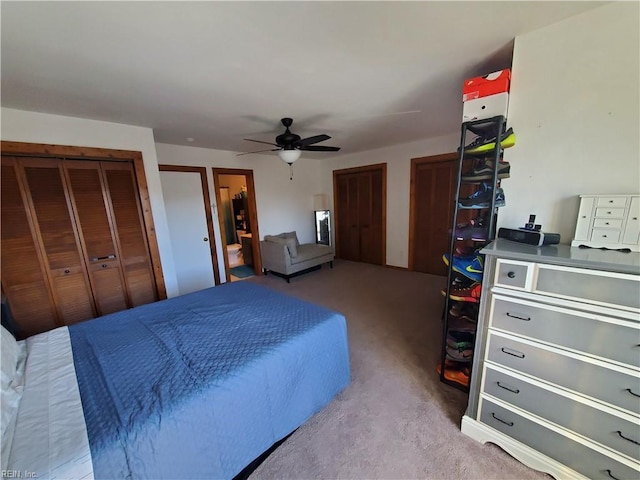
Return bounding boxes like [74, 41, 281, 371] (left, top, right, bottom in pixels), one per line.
[334, 164, 386, 265]
[1, 154, 159, 338]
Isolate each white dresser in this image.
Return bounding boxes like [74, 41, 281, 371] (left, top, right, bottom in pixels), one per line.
[462, 239, 640, 480]
[572, 194, 640, 252]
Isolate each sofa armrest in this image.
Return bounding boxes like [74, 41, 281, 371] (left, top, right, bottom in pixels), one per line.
[260, 240, 291, 274]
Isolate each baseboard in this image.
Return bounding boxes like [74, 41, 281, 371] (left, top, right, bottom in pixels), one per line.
[385, 264, 408, 271]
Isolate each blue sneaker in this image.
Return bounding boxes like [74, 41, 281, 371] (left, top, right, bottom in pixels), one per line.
[458, 182, 506, 208]
[442, 253, 484, 282]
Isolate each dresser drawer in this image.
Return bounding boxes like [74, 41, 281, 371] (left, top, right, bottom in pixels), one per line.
[483, 366, 640, 460]
[486, 332, 640, 415]
[596, 207, 626, 219]
[591, 229, 622, 244]
[597, 197, 629, 209]
[479, 398, 640, 480]
[494, 259, 532, 290]
[490, 296, 640, 368]
[594, 219, 624, 229]
[535, 265, 640, 311]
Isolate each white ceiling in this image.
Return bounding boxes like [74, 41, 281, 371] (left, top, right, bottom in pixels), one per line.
[1, 1, 605, 157]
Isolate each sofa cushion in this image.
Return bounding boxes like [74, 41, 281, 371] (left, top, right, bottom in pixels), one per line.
[290, 244, 333, 264]
[264, 235, 298, 258]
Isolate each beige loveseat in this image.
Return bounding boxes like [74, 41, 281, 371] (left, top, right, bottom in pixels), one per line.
[260, 231, 334, 282]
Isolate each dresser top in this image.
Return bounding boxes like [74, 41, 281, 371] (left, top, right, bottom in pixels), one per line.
[482, 239, 640, 275]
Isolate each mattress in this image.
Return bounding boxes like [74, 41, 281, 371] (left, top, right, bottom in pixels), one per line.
[6, 282, 350, 479]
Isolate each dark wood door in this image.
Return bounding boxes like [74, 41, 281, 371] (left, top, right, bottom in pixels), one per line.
[20, 158, 96, 324]
[1, 157, 58, 337]
[102, 162, 157, 307]
[410, 154, 457, 275]
[334, 165, 386, 265]
[63, 160, 129, 315]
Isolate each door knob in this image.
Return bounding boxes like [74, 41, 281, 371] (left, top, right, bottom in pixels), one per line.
[203, 237, 209, 242]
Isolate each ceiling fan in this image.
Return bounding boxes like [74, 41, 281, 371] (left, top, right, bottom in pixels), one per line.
[238, 117, 341, 166]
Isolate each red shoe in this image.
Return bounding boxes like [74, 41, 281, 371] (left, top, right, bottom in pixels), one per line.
[442, 282, 482, 303]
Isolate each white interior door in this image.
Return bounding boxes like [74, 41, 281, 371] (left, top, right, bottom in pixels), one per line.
[160, 171, 215, 295]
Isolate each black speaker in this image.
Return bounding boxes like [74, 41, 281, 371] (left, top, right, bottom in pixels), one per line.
[498, 228, 560, 246]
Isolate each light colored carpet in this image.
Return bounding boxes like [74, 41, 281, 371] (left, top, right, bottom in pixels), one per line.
[247, 260, 550, 480]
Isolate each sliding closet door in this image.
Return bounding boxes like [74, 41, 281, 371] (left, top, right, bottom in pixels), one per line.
[63, 160, 129, 316]
[20, 158, 96, 324]
[1, 157, 57, 337]
[102, 162, 157, 307]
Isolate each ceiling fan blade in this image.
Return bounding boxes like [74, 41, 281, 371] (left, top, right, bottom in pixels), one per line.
[236, 148, 280, 156]
[299, 145, 341, 152]
[296, 134, 331, 147]
[244, 138, 280, 147]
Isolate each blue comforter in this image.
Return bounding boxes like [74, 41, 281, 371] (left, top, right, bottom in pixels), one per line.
[69, 281, 350, 479]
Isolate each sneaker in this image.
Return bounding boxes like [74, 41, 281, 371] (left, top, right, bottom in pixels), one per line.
[455, 224, 488, 241]
[436, 362, 470, 386]
[449, 302, 477, 318]
[446, 344, 474, 362]
[461, 159, 511, 181]
[462, 127, 516, 154]
[458, 183, 506, 208]
[446, 330, 475, 349]
[442, 253, 484, 282]
[448, 315, 477, 331]
[444, 282, 482, 303]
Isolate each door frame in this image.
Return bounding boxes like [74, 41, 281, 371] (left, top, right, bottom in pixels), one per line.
[1, 140, 167, 299]
[408, 152, 457, 272]
[212, 167, 262, 282]
[332, 163, 387, 265]
[158, 165, 221, 286]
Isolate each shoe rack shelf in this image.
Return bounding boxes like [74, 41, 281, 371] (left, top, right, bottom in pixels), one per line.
[438, 115, 510, 392]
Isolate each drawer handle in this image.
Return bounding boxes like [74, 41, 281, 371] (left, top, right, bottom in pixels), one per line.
[507, 271, 516, 278]
[506, 312, 531, 322]
[616, 430, 640, 446]
[491, 413, 514, 427]
[625, 388, 640, 398]
[607, 211, 612, 214]
[64, 269, 70, 274]
[501, 347, 525, 359]
[605, 469, 621, 480]
[496, 382, 520, 394]
[605, 222, 610, 225]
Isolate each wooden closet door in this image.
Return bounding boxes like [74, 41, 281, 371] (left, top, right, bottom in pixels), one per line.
[346, 174, 361, 261]
[364, 169, 384, 265]
[63, 160, 129, 315]
[1, 157, 58, 337]
[102, 162, 157, 307]
[20, 158, 96, 324]
[335, 167, 385, 265]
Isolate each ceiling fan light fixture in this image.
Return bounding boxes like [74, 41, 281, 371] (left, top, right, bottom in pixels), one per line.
[277, 148, 301, 164]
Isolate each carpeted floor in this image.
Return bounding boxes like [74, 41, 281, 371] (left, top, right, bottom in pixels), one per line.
[247, 260, 550, 480]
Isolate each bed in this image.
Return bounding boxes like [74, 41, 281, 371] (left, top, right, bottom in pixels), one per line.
[1, 281, 350, 479]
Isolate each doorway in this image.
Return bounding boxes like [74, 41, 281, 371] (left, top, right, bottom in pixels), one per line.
[212, 168, 261, 282]
[408, 153, 459, 276]
[333, 164, 386, 265]
[159, 165, 220, 294]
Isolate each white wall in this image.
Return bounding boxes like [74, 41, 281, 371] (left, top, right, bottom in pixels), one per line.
[328, 133, 460, 268]
[154, 143, 329, 278]
[500, 1, 640, 241]
[0, 107, 179, 297]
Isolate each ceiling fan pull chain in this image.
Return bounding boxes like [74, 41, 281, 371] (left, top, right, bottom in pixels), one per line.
[289, 163, 294, 180]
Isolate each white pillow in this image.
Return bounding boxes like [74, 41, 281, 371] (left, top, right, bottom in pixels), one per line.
[1, 326, 26, 465]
